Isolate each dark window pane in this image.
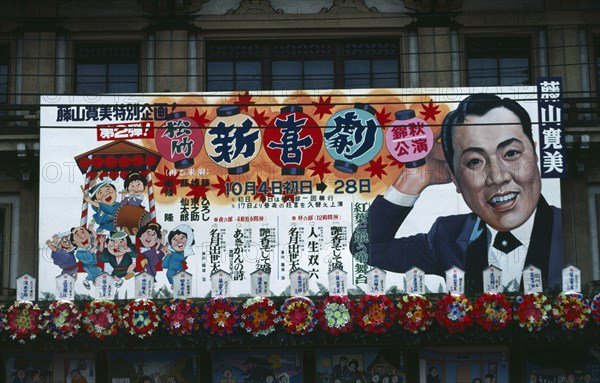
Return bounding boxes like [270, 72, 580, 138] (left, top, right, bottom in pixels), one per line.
[373, 59, 398, 88]
[272, 61, 302, 90]
[0, 58, 7, 106]
[345, 60, 370, 89]
[304, 61, 333, 89]
[75, 43, 139, 94]
[236, 62, 261, 90]
[466, 37, 531, 86]
[207, 62, 234, 91]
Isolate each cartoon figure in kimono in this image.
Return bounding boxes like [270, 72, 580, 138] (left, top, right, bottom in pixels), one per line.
[120, 172, 147, 207]
[70, 226, 102, 289]
[136, 221, 166, 280]
[98, 230, 137, 288]
[82, 180, 119, 233]
[162, 224, 195, 285]
[46, 231, 78, 278]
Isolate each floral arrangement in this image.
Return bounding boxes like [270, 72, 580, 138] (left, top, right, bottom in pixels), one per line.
[81, 299, 120, 339]
[551, 292, 591, 331]
[201, 297, 240, 336]
[42, 300, 81, 340]
[161, 298, 201, 336]
[513, 293, 552, 332]
[6, 301, 41, 343]
[435, 294, 474, 334]
[591, 293, 600, 326]
[240, 296, 279, 337]
[396, 294, 434, 334]
[0, 305, 6, 333]
[354, 295, 395, 334]
[280, 296, 318, 335]
[122, 299, 160, 339]
[473, 293, 512, 332]
[318, 295, 354, 336]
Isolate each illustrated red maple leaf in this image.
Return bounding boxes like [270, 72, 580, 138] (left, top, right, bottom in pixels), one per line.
[252, 109, 270, 127]
[365, 156, 388, 179]
[420, 99, 441, 121]
[312, 96, 334, 119]
[192, 109, 211, 127]
[375, 107, 392, 127]
[386, 154, 405, 169]
[308, 155, 333, 181]
[234, 91, 255, 112]
[211, 175, 231, 197]
[154, 166, 181, 196]
[186, 182, 210, 200]
[253, 175, 273, 203]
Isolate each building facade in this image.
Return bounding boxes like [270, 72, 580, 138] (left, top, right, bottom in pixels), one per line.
[0, 0, 599, 382]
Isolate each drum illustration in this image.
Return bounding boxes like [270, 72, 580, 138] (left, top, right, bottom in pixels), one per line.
[113, 205, 151, 235]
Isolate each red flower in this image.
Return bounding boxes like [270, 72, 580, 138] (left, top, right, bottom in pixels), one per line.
[354, 295, 395, 334]
[201, 298, 240, 336]
[435, 294, 474, 334]
[473, 294, 512, 332]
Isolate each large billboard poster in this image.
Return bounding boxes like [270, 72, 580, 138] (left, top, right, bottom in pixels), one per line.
[38, 85, 564, 299]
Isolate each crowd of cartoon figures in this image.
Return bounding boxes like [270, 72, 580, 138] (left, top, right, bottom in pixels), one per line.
[45, 172, 194, 290]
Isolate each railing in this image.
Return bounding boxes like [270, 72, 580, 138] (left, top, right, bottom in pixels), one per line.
[0, 97, 598, 133]
[563, 96, 600, 133]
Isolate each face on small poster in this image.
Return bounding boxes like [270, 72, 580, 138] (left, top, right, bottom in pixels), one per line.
[524, 345, 600, 383]
[211, 349, 303, 383]
[315, 348, 405, 383]
[419, 347, 508, 383]
[64, 357, 95, 383]
[107, 352, 199, 383]
[5, 353, 54, 383]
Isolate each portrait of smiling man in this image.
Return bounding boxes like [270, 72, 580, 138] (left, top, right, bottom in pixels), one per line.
[350, 93, 564, 293]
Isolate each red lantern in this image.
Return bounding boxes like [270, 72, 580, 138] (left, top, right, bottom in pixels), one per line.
[263, 106, 322, 176]
[155, 111, 204, 169]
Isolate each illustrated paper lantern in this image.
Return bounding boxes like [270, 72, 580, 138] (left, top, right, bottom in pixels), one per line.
[385, 109, 433, 168]
[205, 106, 262, 175]
[155, 111, 204, 169]
[263, 105, 323, 175]
[324, 103, 383, 173]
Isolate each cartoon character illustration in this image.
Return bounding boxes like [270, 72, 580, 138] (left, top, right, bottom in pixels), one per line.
[98, 230, 137, 288]
[162, 224, 195, 285]
[120, 172, 147, 207]
[136, 222, 166, 280]
[46, 231, 78, 277]
[70, 226, 102, 290]
[82, 180, 120, 233]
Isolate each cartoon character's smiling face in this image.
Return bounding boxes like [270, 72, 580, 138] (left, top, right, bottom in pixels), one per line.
[170, 233, 188, 252]
[95, 184, 117, 205]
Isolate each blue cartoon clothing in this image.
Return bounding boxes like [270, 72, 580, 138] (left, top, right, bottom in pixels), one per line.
[92, 202, 119, 232]
[75, 247, 102, 281]
[162, 248, 186, 284]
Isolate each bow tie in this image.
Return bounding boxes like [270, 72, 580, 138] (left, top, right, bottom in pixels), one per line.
[493, 231, 522, 253]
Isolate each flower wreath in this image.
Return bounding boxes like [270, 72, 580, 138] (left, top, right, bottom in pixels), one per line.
[354, 295, 396, 334]
[201, 297, 240, 336]
[552, 292, 591, 331]
[280, 296, 318, 335]
[122, 299, 160, 339]
[473, 293, 512, 332]
[435, 294, 474, 334]
[591, 293, 600, 326]
[42, 300, 81, 340]
[513, 293, 552, 332]
[0, 305, 6, 333]
[396, 294, 434, 334]
[6, 301, 41, 343]
[161, 298, 200, 336]
[240, 296, 280, 337]
[81, 299, 120, 339]
[318, 295, 354, 336]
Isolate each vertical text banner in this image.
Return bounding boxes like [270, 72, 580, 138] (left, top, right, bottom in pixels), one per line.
[537, 77, 565, 178]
